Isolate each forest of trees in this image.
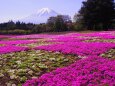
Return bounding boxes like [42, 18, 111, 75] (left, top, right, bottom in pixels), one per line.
[47, 15, 73, 32]
[74, 0, 115, 31]
[0, 15, 74, 34]
[0, 0, 115, 34]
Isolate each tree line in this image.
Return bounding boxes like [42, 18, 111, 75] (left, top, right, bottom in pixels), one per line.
[0, 0, 115, 34]
[74, 0, 115, 31]
[0, 15, 75, 34]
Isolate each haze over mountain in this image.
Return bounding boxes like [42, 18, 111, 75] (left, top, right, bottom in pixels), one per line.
[18, 8, 60, 24]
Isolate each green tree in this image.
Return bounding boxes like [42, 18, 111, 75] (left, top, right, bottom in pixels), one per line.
[55, 15, 69, 32]
[79, 0, 115, 30]
[47, 15, 71, 32]
[73, 13, 83, 23]
[7, 20, 16, 30]
[47, 17, 56, 31]
[32, 25, 40, 33]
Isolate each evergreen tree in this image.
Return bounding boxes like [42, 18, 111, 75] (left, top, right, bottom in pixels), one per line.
[79, 0, 115, 30]
[6, 21, 15, 30]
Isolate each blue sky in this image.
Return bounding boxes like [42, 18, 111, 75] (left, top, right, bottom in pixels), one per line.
[0, 0, 84, 22]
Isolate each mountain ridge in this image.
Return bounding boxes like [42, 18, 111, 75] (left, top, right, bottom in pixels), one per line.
[19, 8, 59, 24]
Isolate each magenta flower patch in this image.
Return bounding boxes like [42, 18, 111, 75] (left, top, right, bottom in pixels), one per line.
[0, 31, 115, 85]
[0, 45, 29, 54]
[23, 56, 115, 86]
[35, 42, 115, 57]
[0, 39, 38, 45]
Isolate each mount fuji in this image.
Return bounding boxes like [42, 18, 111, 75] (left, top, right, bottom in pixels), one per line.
[18, 8, 59, 24]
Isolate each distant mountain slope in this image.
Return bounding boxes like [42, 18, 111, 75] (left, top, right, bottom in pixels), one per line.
[19, 8, 59, 24]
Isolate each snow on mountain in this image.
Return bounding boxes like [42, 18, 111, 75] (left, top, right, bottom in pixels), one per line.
[36, 8, 58, 16]
[19, 8, 59, 24]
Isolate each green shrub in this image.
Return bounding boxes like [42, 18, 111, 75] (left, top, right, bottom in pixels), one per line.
[74, 23, 85, 31]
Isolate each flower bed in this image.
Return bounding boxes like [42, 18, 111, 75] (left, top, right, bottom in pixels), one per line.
[23, 56, 115, 86]
[0, 45, 29, 54]
[0, 31, 115, 85]
[0, 39, 38, 45]
[35, 42, 115, 57]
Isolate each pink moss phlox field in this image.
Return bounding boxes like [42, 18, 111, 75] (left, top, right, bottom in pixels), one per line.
[0, 35, 9, 39]
[0, 39, 37, 54]
[46, 38, 83, 42]
[0, 45, 29, 54]
[35, 31, 115, 56]
[35, 42, 115, 56]
[0, 35, 14, 39]
[11, 33, 85, 39]
[8, 31, 115, 41]
[0, 39, 38, 45]
[45, 35, 90, 42]
[0, 31, 115, 85]
[23, 56, 115, 86]
[11, 34, 55, 39]
[83, 31, 115, 39]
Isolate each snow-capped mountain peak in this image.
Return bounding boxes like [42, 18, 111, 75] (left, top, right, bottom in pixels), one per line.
[36, 8, 58, 17]
[37, 8, 52, 14]
[18, 8, 59, 24]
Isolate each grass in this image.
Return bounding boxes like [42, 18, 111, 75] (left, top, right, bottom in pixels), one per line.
[0, 50, 79, 85]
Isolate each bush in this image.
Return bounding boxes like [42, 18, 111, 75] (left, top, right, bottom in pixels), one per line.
[0, 29, 31, 35]
[73, 23, 85, 31]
